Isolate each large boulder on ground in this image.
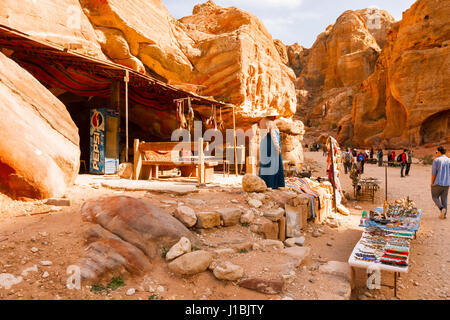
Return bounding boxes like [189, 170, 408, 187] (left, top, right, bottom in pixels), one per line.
[166, 237, 192, 261]
[213, 261, 244, 281]
[239, 278, 284, 295]
[81, 196, 197, 258]
[0, 52, 80, 199]
[195, 212, 221, 229]
[242, 174, 267, 193]
[282, 247, 311, 266]
[175, 206, 198, 227]
[79, 237, 152, 281]
[168, 250, 213, 276]
[216, 208, 242, 227]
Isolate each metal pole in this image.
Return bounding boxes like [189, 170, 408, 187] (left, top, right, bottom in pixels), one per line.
[124, 70, 129, 163]
[385, 163, 388, 202]
[232, 106, 238, 176]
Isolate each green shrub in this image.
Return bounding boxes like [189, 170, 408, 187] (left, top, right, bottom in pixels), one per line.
[161, 246, 169, 258]
[107, 277, 125, 290]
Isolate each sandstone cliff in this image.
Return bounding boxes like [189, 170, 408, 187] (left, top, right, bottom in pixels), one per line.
[179, 1, 297, 123]
[351, 0, 450, 148]
[0, 0, 105, 59]
[293, 8, 391, 137]
[0, 52, 80, 200]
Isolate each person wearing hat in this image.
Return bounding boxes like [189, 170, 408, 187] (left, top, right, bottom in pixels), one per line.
[258, 114, 285, 189]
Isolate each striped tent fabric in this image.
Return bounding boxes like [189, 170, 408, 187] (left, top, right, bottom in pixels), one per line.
[14, 53, 112, 97]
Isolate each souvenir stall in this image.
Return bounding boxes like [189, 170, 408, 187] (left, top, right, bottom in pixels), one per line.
[354, 177, 382, 203]
[348, 198, 423, 296]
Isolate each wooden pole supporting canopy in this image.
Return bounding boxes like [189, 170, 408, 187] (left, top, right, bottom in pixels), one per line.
[125, 70, 130, 163]
[232, 106, 238, 176]
[328, 136, 338, 214]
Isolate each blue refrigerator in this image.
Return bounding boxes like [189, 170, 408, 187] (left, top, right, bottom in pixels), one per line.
[89, 108, 120, 174]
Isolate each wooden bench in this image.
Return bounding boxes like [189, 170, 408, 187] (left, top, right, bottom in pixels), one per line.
[133, 139, 218, 183]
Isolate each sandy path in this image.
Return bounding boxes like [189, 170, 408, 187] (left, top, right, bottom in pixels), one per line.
[0, 152, 448, 300]
[305, 151, 449, 300]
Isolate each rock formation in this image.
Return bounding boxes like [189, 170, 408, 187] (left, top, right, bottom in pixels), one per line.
[78, 0, 297, 124]
[292, 2, 448, 148]
[0, 0, 303, 180]
[275, 118, 305, 167]
[79, 196, 198, 280]
[178, 1, 297, 123]
[0, 52, 80, 200]
[0, 0, 105, 59]
[351, 0, 450, 147]
[294, 8, 391, 136]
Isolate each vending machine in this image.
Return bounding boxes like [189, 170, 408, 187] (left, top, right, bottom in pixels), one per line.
[89, 108, 120, 174]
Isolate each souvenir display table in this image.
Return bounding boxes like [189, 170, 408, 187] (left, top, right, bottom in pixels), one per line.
[348, 199, 422, 296]
[353, 177, 381, 203]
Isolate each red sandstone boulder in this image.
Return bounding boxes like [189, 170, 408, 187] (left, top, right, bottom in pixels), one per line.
[0, 52, 80, 199]
[81, 196, 197, 258]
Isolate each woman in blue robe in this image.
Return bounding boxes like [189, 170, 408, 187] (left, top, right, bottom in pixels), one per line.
[258, 116, 285, 189]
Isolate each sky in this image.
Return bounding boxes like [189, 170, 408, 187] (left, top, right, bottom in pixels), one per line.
[162, 0, 416, 48]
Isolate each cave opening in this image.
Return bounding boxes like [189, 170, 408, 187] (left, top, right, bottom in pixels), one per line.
[420, 109, 450, 145]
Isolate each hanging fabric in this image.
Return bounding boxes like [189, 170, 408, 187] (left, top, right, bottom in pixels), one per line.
[218, 107, 224, 130]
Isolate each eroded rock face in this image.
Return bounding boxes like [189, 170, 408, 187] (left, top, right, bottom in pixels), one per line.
[295, 8, 393, 134]
[300, 10, 381, 92]
[0, 0, 105, 59]
[80, 0, 194, 80]
[352, 0, 450, 147]
[286, 43, 309, 77]
[0, 52, 80, 199]
[78, 0, 297, 127]
[179, 1, 297, 123]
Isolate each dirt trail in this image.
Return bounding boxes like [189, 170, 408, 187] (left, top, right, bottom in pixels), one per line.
[0, 151, 448, 300]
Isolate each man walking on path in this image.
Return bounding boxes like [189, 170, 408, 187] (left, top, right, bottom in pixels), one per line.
[377, 149, 384, 167]
[405, 149, 413, 176]
[342, 148, 352, 174]
[431, 146, 450, 219]
[400, 149, 407, 177]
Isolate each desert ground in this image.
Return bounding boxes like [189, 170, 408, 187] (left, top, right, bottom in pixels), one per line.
[0, 150, 448, 301]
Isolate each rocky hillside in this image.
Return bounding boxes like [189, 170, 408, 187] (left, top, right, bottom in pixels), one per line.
[81, 0, 297, 124]
[284, 0, 449, 148]
[286, 8, 395, 145]
[0, 0, 301, 199]
[1, 0, 296, 124]
[350, 0, 450, 148]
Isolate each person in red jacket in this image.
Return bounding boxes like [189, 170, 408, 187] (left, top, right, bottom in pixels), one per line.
[400, 149, 407, 177]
